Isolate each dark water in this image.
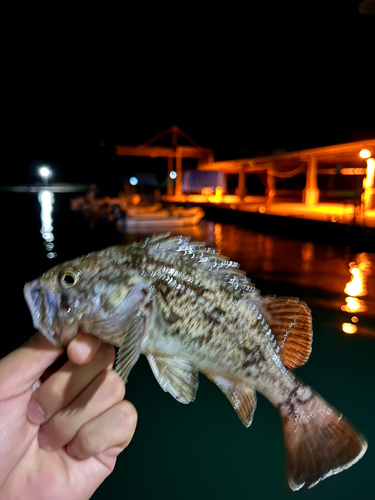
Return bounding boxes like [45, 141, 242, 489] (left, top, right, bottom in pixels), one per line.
[1, 191, 374, 500]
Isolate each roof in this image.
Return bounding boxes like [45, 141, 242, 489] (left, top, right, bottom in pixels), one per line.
[116, 125, 214, 161]
[198, 139, 375, 174]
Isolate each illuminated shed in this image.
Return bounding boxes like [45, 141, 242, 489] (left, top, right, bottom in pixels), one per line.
[198, 139, 375, 210]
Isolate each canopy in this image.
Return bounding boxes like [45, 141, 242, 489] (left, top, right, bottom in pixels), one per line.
[181, 170, 226, 193]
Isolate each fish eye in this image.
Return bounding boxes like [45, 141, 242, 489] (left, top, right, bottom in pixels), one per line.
[59, 268, 81, 289]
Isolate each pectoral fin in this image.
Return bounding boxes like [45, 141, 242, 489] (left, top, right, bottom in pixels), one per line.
[147, 355, 199, 404]
[262, 296, 313, 369]
[212, 375, 257, 427]
[115, 311, 146, 383]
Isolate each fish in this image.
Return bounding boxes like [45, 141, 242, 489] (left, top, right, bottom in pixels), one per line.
[23, 234, 367, 491]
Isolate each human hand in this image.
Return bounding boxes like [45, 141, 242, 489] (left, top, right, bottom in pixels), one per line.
[0, 331, 137, 500]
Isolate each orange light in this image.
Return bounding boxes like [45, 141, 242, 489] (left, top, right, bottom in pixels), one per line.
[342, 323, 357, 334]
[363, 158, 375, 189]
[201, 187, 213, 197]
[214, 223, 223, 247]
[208, 195, 221, 204]
[340, 168, 366, 175]
[186, 195, 207, 203]
[344, 266, 367, 296]
[342, 297, 367, 313]
[215, 186, 225, 198]
[359, 149, 371, 159]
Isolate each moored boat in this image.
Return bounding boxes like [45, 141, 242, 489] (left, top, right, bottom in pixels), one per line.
[117, 206, 205, 230]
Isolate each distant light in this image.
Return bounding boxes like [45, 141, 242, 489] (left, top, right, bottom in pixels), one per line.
[359, 149, 371, 159]
[129, 177, 138, 186]
[170, 171, 177, 179]
[201, 187, 213, 197]
[363, 158, 375, 190]
[132, 194, 141, 205]
[39, 166, 51, 178]
[340, 168, 366, 176]
[342, 323, 357, 335]
[215, 186, 224, 197]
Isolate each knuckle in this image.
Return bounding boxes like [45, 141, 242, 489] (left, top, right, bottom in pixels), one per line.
[42, 377, 62, 402]
[119, 401, 138, 431]
[76, 424, 96, 455]
[42, 413, 74, 448]
[34, 379, 65, 417]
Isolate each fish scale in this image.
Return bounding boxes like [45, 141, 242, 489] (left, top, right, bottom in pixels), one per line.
[146, 275, 265, 376]
[24, 233, 367, 491]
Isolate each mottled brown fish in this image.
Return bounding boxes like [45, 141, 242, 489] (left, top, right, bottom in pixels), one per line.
[24, 234, 367, 490]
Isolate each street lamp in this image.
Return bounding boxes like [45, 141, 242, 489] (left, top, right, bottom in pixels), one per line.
[39, 166, 51, 185]
[359, 149, 371, 159]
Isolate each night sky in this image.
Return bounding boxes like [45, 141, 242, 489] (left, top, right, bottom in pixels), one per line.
[2, 1, 374, 186]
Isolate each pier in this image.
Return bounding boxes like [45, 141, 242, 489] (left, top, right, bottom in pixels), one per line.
[154, 137, 375, 248]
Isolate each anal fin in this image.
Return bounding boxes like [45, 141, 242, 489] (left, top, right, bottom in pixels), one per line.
[212, 375, 257, 427]
[147, 355, 199, 404]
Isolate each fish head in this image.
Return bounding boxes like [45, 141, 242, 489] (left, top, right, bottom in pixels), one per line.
[24, 249, 146, 347]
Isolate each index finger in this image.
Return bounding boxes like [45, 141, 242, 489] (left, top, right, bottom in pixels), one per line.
[0, 332, 62, 399]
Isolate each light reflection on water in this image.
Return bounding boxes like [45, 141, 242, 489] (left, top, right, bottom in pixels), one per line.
[301, 242, 314, 271]
[341, 253, 372, 335]
[258, 234, 274, 274]
[38, 190, 57, 259]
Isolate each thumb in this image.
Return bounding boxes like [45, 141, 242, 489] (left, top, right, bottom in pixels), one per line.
[0, 331, 63, 399]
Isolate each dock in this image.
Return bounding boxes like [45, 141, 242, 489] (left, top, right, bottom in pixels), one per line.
[162, 194, 375, 251]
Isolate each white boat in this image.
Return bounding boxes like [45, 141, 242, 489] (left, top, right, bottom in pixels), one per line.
[117, 206, 205, 230]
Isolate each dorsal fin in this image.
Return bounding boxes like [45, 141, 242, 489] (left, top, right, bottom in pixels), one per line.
[262, 296, 313, 369]
[140, 234, 258, 294]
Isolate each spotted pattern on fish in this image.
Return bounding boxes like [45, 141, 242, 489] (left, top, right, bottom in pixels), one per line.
[23, 234, 368, 491]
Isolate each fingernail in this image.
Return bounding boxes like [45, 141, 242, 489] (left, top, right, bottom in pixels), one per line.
[38, 429, 52, 451]
[27, 399, 45, 425]
[32, 379, 41, 392]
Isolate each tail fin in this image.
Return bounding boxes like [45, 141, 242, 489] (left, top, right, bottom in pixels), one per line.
[279, 386, 367, 491]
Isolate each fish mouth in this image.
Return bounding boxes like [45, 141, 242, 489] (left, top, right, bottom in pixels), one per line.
[24, 279, 61, 346]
